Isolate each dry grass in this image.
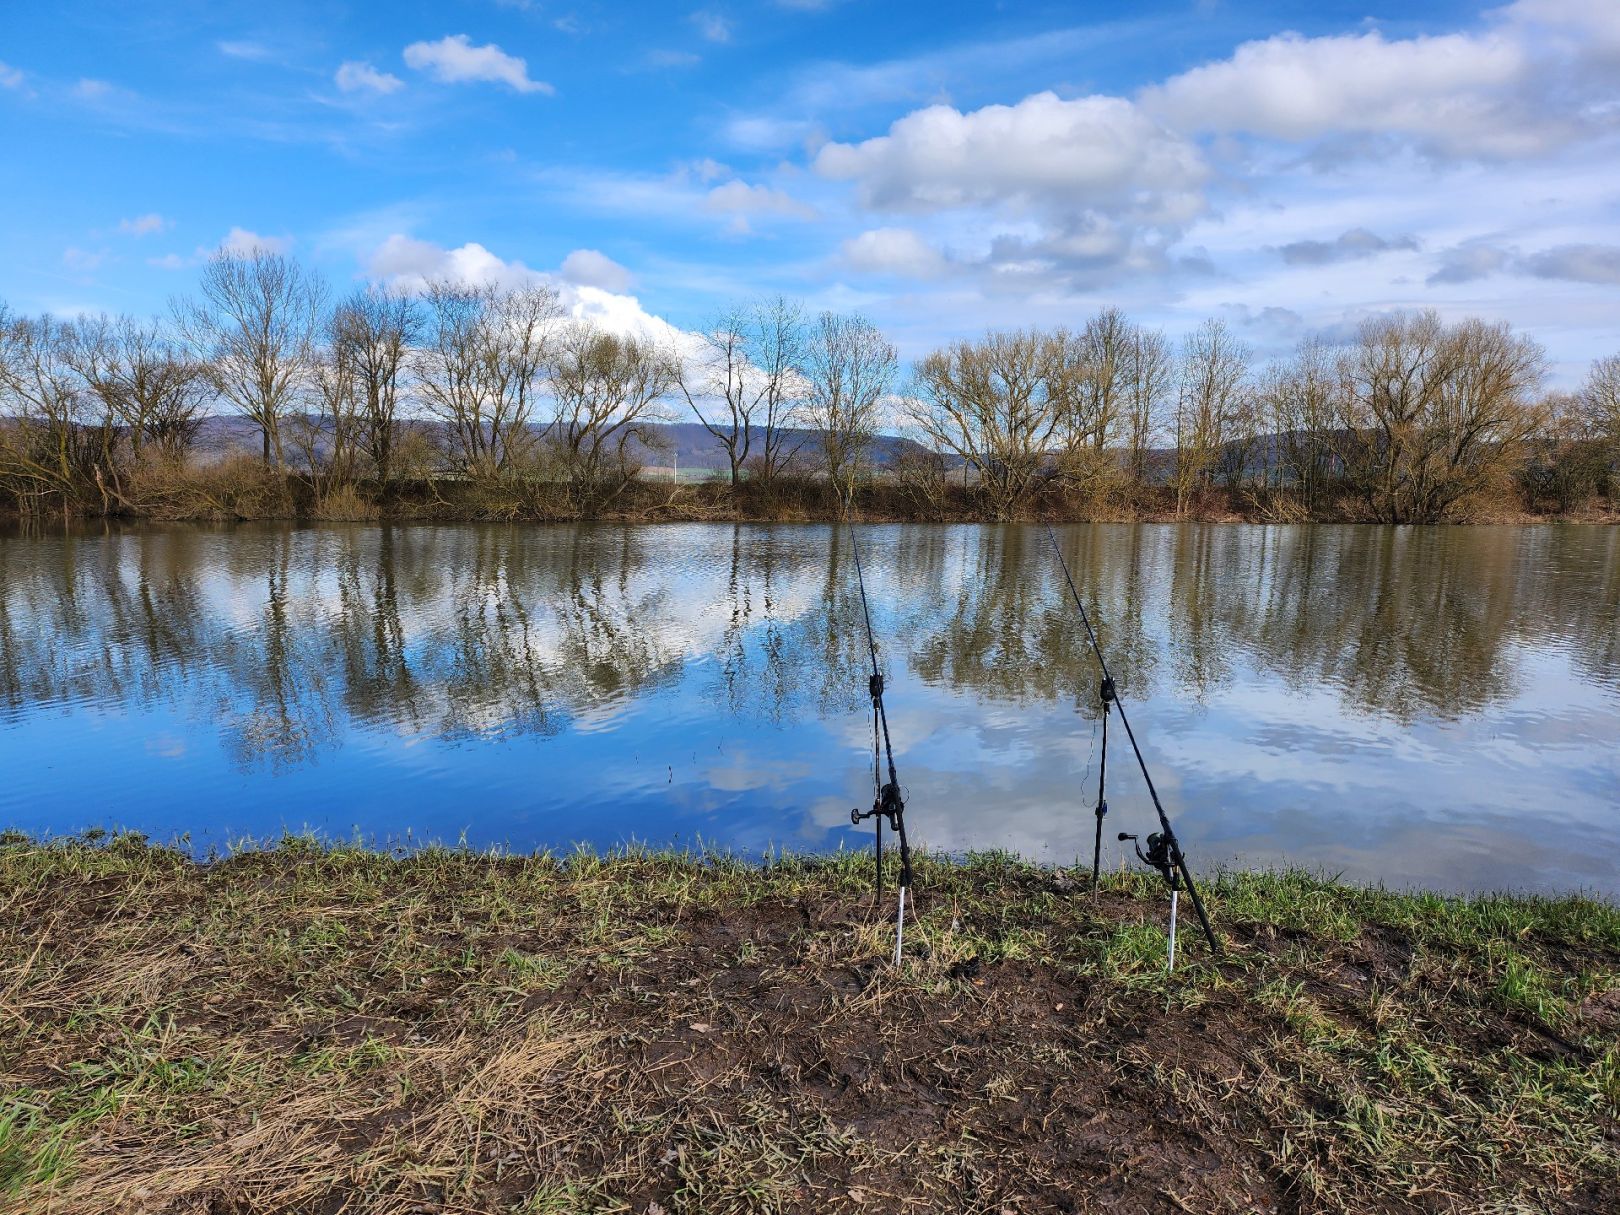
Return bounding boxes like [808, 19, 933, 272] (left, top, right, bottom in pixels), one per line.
[1, 836, 1617, 1214]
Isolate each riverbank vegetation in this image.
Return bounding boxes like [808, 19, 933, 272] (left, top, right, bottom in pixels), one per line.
[1, 835, 1616, 1213]
[3, 250, 1619, 526]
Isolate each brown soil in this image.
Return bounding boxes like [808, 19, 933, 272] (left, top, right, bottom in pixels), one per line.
[1, 843, 1616, 1214]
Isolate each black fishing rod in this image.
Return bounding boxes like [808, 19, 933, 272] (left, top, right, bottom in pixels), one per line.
[1043, 523, 1220, 955]
[1092, 674, 1114, 894]
[843, 507, 914, 965]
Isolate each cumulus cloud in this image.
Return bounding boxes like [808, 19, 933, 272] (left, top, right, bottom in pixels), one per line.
[813, 91, 1206, 285]
[1144, 30, 1534, 154]
[336, 60, 404, 94]
[118, 213, 170, 237]
[1521, 243, 1620, 283]
[363, 235, 685, 347]
[1278, 228, 1419, 265]
[1141, 1, 1620, 160]
[403, 35, 553, 94]
[814, 91, 1205, 222]
[840, 228, 948, 278]
[1509, 0, 1620, 57]
[1427, 244, 1512, 285]
[560, 248, 635, 292]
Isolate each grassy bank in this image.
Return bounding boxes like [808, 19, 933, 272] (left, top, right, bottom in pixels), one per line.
[1, 837, 1616, 1214]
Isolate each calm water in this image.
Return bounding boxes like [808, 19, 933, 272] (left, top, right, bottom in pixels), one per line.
[0, 522, 1615, 897]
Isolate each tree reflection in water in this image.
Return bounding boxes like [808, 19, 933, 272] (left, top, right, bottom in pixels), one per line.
[0, 522, 1614, 895]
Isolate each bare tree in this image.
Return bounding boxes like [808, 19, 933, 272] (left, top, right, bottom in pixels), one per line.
[1259, 337, 1338, 507]
[330, 287, 418, 488]
[291, 322, 365, 508]
[1518, 390, 1608, 512]
[800, 311, 897, 503]
[0, 313, 119, 510]
[907, 329, 1063, 520]
[1122, 326, 1172, 489]
[67, 314, 211, 459]
[1173, 319, 1250, 513]
[175, 249, 327, 469]
[675, 297, 805, 487]
[415, 281, 562, 479]
[546, 322, 678, 513]
[1337, 312, 1544, 522]
[1077, 306, 1132, 451]
[1582, 353, 1620, 453]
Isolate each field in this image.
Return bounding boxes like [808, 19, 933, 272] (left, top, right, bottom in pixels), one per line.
[2, 836, 1617, 1213]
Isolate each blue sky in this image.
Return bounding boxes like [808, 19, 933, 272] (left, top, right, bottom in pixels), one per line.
[2, 0, 1616, 380]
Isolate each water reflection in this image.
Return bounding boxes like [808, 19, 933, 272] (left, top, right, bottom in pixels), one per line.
[0, 522, 1615, 896]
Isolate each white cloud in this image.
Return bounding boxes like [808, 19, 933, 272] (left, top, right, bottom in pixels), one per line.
[148, 253, 188, 271]
[73, 78, 115, 100]
[402, 34, 553, 95]
[813, 92, 1206, 224]
[218, 227, 293, 256]
[117, 213, 170, 237]
[0, 61, 24, 89]
[1509, 0, 1620, 56]
[840, 228, 948, 278]
[811, 91, 1205, 285]
[702, 180, 819, 225]
[1141, 1, 1620, 160]
[336, 60, 404, 94]
[722, 114, 819, 153]
[363, 234, 688, 348]
[560, 248, 635, 292]
[691, 10, 732, 43]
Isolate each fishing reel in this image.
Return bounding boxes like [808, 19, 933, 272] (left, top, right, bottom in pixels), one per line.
[852, 780, 904, 830]
[1118, 830, 1182, 891]
[1099, 676, 1116, 705]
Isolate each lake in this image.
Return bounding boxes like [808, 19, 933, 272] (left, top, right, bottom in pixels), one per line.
[1, 522, 1615, 897]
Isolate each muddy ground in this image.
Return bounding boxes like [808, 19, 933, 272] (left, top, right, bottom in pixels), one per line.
[1, 839, 1617, 1213]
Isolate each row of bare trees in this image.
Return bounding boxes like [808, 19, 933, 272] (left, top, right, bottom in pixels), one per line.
[2, 247, 1617, 522]
[0, 250, 902, 517]
[903, 310, 1619, 522]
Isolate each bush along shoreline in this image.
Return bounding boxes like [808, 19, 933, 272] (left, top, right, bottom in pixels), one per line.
[3, 464, 1618, 529]
[1, 835, 1616, 1214]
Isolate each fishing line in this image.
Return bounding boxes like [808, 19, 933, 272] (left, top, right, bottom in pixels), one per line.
[1043, 524, 1220, 956]
[842, 502, 914, 966]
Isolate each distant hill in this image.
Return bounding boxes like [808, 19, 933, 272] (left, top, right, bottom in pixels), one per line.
[191, 416, 946, 473]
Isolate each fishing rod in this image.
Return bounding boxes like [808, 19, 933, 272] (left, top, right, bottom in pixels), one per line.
[1043, 523, 1220, 956]
[843, 505, 913, 966]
